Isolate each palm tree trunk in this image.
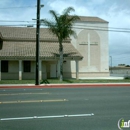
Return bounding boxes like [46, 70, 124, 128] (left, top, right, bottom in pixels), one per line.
[59, 43, 63, 81]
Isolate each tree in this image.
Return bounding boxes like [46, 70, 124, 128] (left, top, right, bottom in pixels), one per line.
[43, 7, 79, 81]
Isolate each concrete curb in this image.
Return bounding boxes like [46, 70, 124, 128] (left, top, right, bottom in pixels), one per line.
[0, 83, 130, 89]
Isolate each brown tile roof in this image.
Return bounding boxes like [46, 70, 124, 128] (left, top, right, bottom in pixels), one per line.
[0, 26, 82, 60]
[0, 41, 83, 60]
[0, 26, 58, 41]
[78, 16, 108, 23]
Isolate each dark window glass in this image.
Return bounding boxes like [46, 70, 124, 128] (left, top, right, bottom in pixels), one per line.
[23, 61, 31, 72]
[1, 61, 8, 72]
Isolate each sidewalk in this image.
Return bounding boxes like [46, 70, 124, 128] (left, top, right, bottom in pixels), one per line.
[0, 83, 130, 89]
[0, 75, 130, 89]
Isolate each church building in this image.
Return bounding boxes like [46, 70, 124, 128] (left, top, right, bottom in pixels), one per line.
[0, 16, 109, 80]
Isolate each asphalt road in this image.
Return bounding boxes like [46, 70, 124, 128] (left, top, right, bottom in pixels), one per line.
[0, 87, 130, 130]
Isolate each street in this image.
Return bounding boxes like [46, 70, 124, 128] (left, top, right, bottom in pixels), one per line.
[0, 86, 130, 130]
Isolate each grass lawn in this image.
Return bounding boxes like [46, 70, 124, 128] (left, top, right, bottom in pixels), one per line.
[0, 78, 130, 84]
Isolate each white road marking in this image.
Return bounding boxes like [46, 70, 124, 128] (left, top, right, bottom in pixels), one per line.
[0, 99, 68, 104]
[1, 113, 94, 121]
[0, 92, 50, 96]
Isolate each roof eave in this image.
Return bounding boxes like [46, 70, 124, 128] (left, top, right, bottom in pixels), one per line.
[1, 38, 71, 42]
[0, 56, 83, 61]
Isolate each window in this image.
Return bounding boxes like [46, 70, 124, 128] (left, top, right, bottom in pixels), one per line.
[23, 61, 31, 72]
[1, 61, 8, 72]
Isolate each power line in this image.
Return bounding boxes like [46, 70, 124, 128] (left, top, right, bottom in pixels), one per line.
[0, 24, 130, 33]
[73, 26, 130, 33]
[0, 24, 36, 27]
[0, 20, 130, 31]
[0, 20, 130, 32]
[71, 26, 130, 33]
[0, 6, 36, 9]
[0, 20, 35, 23]
[0, 23, 130, 33]
[73, 24, 130, 31]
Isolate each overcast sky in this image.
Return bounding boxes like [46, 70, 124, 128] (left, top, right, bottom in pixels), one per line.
[0, 0, 130, 66]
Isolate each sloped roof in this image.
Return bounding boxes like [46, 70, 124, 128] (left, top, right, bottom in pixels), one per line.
[0, 41, 82, 60]
[0, 26, 58, 41]
[78, 16, 108, 23]
[0, 26, 82, 60]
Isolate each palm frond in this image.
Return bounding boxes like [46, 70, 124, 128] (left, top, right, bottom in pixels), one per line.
[42, 19, 59, 38]
[49, 10, 59, 23]
[42, 7, 79, 41]
[68, 15, 80, 23]
[62, 7, 75, 15]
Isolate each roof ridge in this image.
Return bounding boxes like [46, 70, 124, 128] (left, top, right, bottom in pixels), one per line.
[77, 16, 108, 23]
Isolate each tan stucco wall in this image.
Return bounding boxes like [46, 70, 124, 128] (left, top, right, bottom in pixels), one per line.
[9, 61, 19, 72]
[70, 21, 109, 77]
[110, 67, 130, 77]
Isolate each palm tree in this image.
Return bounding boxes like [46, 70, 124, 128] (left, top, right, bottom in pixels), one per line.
[43, 7, 79, 81]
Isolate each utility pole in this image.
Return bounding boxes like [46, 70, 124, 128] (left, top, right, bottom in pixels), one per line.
[35, 0, 41, 85]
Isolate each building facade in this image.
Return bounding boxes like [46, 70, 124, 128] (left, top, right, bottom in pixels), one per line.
[0, 16, 109, 80]
[71, 16, 109, 77]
